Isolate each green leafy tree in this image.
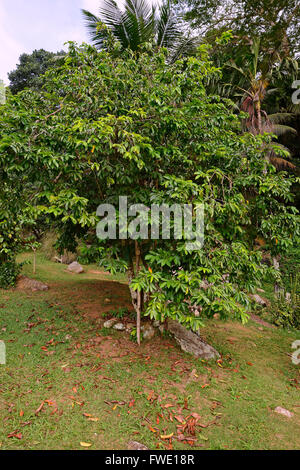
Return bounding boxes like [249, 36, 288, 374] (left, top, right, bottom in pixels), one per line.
[8, 49, 66, 95]
[176, 0, 300, 56]
[0, 43, 299, 337]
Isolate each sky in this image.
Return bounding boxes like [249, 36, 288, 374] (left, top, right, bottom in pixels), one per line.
[0, 0, 107, 84]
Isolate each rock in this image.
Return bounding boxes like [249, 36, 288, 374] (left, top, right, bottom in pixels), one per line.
[141, 324, 155, 340]
[113, 323, 126, 331]
[274, 407, 294, 418]
[16, 276, 49, 292]
[54, 251, 77, 265]
[126, 322, 135, 332]
[249, 294, 270, 307]
[103, 318, 118, 329]
[127, 441, 149, 451]
[158, 325, 165, 335]
[153, 320, 160, 328]
[104, 298, 111, 304]
[273, 257, 280, 270]
[67, 262, 84, 274]
[167, 320, 219, 360]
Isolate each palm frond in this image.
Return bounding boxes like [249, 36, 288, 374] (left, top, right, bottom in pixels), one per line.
[100, 0, 132, 49]
[157, 0, 182, 49]
[269, 156, 297, 170]
[268, 113, 295, 124]
[122, 0, 155, 50]
[169, 36, 200, 63]
[271, 124, 298, 137]
[81, 9, 104, 49]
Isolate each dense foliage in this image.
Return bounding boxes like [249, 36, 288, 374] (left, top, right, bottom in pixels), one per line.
[176, 0, 300, 56]
[0, 42, 299, 327]
[8, 49, 66, 95]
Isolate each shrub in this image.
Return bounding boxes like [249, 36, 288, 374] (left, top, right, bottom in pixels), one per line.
[271, 273, 300, 329]
[0, 259, 22, 289]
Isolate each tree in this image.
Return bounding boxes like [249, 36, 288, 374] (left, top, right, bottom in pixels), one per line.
[82, 0, 191, 55]
[0, 42, 299, 336]
[176, 0, 300, 56]
[219, 37, 298, 171]
[8, 49, 66, 95]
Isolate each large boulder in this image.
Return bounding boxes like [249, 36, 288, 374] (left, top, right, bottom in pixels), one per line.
[16, 276, 49, 292]
[103, 318, 118, 329]
[128, 441, 149, 450]
[141, 324, 155, 340]
[67, 261, 84, 274]
[167, 320, 219, 360]
[249, 294, 270, 307]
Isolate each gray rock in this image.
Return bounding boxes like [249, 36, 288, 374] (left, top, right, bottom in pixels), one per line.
[16, 276, 49, 292]
[103, 318, 118, 329]
[167, 320, 219, 360]
[249, 294, 270, 306]
[128, 441, 149, 451]
[158, 325, 165, 335]
[274, 406, 294, 418]
[67, 261, 84, 274]
[113, 322, 126, 331]
[153, 320, 160, 328]
[273, 257, 280, 270]
[141, 324, 155, 340]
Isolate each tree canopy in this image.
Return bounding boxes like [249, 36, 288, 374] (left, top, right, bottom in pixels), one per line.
[8, 49, 66, 95]
[1, 42, 299, 328]
[177, 0, 300, 56]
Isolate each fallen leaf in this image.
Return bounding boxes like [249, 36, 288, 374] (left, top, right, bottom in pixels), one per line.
[35, 402, 44, 416]
[8, 432, 22, 440]
[161, 433, 174, 440]
[148, 426, 158, 433]
[80, 442, 92, 448]
[174, 415, 185, 424]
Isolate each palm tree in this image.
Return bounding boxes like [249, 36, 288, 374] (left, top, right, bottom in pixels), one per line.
[82, 0, 184, 53]
[226, 38, 298, 170]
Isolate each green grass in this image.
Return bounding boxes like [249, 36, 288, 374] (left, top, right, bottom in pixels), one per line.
[0, 254, 299, 450]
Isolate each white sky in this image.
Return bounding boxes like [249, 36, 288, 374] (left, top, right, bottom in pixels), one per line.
[0, 0, 114, 84]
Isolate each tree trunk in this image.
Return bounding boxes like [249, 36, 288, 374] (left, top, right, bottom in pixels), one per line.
[135, 241, 141, 346]
[33, 249, 36, 275]
[127, 243, 142, 346]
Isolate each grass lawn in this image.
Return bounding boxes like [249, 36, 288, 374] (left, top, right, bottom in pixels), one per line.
[0, 253, 299, 450]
